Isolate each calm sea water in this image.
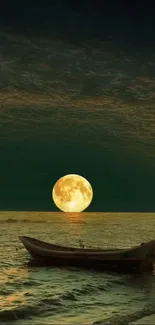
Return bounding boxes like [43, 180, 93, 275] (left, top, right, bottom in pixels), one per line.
[1, 212, 155, 325]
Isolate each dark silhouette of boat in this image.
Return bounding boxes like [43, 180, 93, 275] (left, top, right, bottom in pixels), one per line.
[19, 236, 155, 273]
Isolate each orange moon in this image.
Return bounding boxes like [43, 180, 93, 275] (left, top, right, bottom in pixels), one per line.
[52, 174, 93, 212]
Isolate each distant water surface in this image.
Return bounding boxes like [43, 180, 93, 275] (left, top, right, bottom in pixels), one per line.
[0, 212, 155, 325]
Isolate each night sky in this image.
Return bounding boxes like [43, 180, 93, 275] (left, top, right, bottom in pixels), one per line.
[0, 1, 155, 212]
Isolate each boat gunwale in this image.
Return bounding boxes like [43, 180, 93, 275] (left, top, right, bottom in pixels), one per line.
[19, 235, 138, 256]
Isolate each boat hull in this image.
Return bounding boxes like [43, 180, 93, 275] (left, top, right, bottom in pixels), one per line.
[27, 251, 142, 273]
[19, 236, 155, 273]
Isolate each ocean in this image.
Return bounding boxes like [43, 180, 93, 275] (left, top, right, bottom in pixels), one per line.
[1, 212, 155, 325]
[0, 6, 155, 324]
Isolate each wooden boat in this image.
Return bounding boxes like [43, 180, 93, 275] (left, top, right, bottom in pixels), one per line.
[19, 236, 155, 272]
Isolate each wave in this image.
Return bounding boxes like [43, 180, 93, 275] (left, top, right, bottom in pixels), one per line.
[0, 300, 61, 322]
[92, 305, 155, 325]
[0, 282, 110, 322]
[0, 218, 47, 223]
[0, 306, 39, 322]
[1, 303, 155, 324]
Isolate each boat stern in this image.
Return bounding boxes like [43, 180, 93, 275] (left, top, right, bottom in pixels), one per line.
[138, 239, 155, 271]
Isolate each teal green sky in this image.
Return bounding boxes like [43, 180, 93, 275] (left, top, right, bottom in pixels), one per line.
[0, 16, 155, 212]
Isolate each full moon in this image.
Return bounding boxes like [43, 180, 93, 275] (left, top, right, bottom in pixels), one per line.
[52, 174, 93, 212]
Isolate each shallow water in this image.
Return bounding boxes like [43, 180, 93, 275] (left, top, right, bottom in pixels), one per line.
[1, 212, 155, 324]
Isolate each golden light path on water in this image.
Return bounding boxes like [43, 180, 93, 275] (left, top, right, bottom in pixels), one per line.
[0, 267, 30, 310]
